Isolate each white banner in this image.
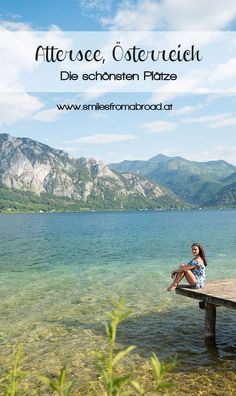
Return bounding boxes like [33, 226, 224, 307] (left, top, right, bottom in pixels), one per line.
[0, 30, 235, 93]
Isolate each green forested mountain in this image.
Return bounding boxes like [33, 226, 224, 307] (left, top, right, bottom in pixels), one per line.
[0, 134, 186, 212]
[109, 155, 236, 207]
[223, 171, 236, 185]
[205, 181, 236, 207]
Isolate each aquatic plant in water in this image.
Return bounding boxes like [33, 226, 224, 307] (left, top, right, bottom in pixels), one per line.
[0, 299, 176, 395]
[92, 298, 136, 395]
[91, 298, 176, 395]
[0, 345, 27, 396]
[40, 367, 75, 396]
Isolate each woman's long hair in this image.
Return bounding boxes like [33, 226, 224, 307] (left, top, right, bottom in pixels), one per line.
[192, 243, 207, 266]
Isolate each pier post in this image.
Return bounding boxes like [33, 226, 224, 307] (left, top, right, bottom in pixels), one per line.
[205, 303, 216, 340]
[176, 279, 236, 343]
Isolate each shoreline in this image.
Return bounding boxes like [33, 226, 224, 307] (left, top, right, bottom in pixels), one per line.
[0, 206, 235, 215]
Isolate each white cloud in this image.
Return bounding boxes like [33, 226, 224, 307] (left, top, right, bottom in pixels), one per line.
[0, 93, 43, 126]
[185, 145, 236, 165]
[80, 91, 107, 101]
[211, 116, 236, 128]
[0, 23, 73, 92]
[91, 112, 107, 119]
[182, 113, 230, 124]
[140, 120, 176, 133]
[33, 108, 62, 122]
[0, 21, 32, 31]
[209, 58, 236, 83]
[80, 0, 113, 14]
[0, 93, 64, 126]
[63, 134, 137, 145]
[184, 114, 227, 123]
[160, 0, 236, 30]
[101, 1, 159, 30]
[182, 113, 236, 128]
[0, 20, 67, 125]
[172, 105, 202, 115]
[148, 72, 209, 102]
[101, 0, 236, 30]
[58, 145, 78, 154]
[148, 52, 236, 103]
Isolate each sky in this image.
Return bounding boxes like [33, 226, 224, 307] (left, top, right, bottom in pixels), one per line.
[0, 0, 236, 165]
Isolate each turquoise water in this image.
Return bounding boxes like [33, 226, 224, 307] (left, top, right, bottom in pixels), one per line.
[0, 210, 236, 388]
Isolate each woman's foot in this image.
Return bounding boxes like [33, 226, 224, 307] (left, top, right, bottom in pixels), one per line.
[167, 284, 177, 291]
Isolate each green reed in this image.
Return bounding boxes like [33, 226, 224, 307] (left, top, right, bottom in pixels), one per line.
[91, 298, 175, 395]
[91, 298, 136, 395]
[0, 345, 27, 396]
[0, 299, 176, 395]
[39, 367, 75, 396]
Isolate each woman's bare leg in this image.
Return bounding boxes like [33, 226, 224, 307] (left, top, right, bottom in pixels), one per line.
[167, 272, 184, 291]
[167, 264, 186, 291]
[167, 269, 197, 291]
[184, 270, 197, 287]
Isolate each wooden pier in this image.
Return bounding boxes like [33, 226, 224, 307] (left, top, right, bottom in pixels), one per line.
[176, 279, 236, 340]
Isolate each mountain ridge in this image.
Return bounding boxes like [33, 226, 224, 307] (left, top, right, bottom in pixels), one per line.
[0, 134, 185, 212]
[108, 154, 236, 207]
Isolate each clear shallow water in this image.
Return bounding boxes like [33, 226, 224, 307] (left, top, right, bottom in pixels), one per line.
[0, 210, 236, 391]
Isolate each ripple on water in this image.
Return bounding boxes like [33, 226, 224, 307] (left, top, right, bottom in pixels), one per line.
[0, 210, 236, 392]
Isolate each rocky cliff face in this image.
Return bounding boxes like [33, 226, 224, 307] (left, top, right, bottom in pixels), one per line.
[0, 134, 183, 208]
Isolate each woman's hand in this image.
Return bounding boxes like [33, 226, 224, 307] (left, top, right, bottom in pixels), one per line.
[171, 270, 178, 278]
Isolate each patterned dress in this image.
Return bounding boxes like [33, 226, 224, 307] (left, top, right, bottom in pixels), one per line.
[187, 259, 206, 288]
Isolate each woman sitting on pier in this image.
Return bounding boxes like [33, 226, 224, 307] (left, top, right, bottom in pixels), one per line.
[167, 243, 207, 291]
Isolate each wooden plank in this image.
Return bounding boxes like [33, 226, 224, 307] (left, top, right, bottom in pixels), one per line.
[175, 279, 236, 310]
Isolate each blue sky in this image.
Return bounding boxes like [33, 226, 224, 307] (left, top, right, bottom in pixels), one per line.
[0, 0, 236, 165]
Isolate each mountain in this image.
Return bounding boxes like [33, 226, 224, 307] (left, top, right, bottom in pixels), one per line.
[223, 170, 236, 185]
[109, 155, 236, 207]
[0, 134, 185, 212]
[205, 182, 236, 207]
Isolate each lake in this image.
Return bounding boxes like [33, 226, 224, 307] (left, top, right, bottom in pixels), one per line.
[0, 210, 235, 393]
